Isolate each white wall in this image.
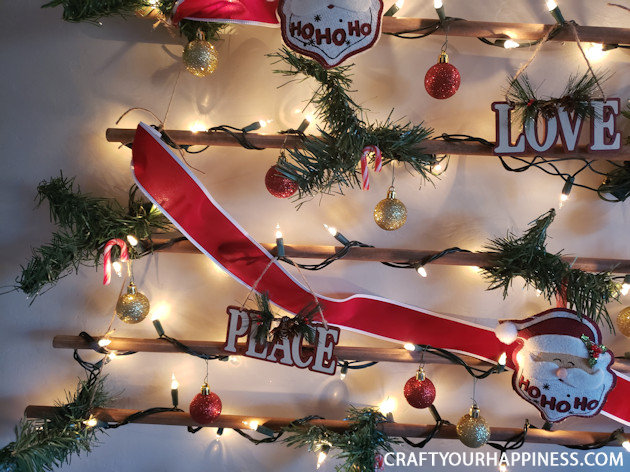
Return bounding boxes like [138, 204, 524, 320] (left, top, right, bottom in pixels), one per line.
[0, 1, 629, 471]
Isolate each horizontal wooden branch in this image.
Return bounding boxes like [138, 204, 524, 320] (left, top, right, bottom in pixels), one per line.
[25, 405, 629, 446]
[52, 335, 630, 374]
[382, 17, 630, 45]
[106, 129, 630, 161]
[52, 335, 489, 366]
[149, 238, 630, 274]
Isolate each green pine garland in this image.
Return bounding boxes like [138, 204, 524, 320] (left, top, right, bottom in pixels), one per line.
[284, 407, 399, 472]
[269, 48, 436, 200]
[15, 175, 172, 299]
[42, 0, 226, 43]
[253, 292, 318, 345]
[482, 209, 619, 331]
[0, 375, 111, 472]
[505, 71, 608, 126]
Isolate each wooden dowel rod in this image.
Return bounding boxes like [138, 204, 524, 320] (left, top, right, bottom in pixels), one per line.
[381, 17, 630, 44]
[51, 335, 630, 373]
[148, 239, 630, 274]
[106, 129, 630, 161]
[51, 335, 489, 366]
[24, 406, 629, 446]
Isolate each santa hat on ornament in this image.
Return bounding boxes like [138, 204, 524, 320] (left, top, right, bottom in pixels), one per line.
[171, 0, 280, 26]
[495, 308, 611, 367]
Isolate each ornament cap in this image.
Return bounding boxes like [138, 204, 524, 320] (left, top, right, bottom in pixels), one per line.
[416, 367, 426, 381]
[470, 404, 481, 419]
[386, 186, 397, 199]
[438, 51, 449, 63]
[126, 282, 137, 295]
[201, 383, 211, 395]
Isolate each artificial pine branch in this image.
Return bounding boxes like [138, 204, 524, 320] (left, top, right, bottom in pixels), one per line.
[269, 48, 435, 200]
[254, 292, 318, 344]
[506, 71, 608, 126]
[42, 1, 226, 44]
[482, 209, 618, 330]
[15, 175, 172, 299]
[42, 0, 150, 23]
[284, 407, 399, 472]
[0, 375, 112, 472]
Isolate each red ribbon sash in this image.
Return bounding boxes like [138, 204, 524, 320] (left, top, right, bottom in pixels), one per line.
[131, 123, 630, 426]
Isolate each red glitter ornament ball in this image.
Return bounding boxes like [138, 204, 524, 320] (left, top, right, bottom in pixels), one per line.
[189, 384, 222, 424]
[265, 165, 298, 198]
[424, 52, 460, 100]
[404, 372, 436, 409]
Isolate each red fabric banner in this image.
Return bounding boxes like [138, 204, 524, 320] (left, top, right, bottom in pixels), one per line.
[131, 123, 630, 426]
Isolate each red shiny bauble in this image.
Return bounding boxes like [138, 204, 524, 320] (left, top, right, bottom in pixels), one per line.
[404, 376, 436, 409]
[265, 165, 298, 198]
[189, 385, 222, 424]
[424, 52, 460, 100]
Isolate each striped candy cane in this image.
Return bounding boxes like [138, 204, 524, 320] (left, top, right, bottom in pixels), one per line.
[360, 145, 383, 190]
[103, 239, 129, 285]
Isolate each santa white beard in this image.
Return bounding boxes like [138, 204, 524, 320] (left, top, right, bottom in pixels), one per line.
[515, 353, 615, 422]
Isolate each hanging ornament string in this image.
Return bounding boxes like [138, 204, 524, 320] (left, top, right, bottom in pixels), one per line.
[506, 19, 606, 102]
[102, 239, 129, 285]
[240, 255, 328, 328]
[360, 145, 383, 191]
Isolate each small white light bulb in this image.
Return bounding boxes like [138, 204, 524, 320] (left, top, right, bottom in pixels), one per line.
[499, 463, 508, 472]
[434, 0, 443, 8]
[504, 39, 520, 49]
[417, 266, 428, 278]
[621, 283, 630, 296]
[275, 224, 283, 239]
[395, 0, 404, 8]
[249, 420, 259, 430]
[83, 416, 98, 428]
[171, 373, 179, 390]
[112, 261, 122, 277]
[403, 343, 416, 351]
[323, 224, 337, 237]
[98, 338, 112, 348]
[498, 352, 507, 366]
[189, 121, 207, 133]
[585, 43, 606, 61]
[622, 439, 630, 452]
[317, 450, 328, 469]
[379, 397, 396, 415]
[107, 352, 117, 360]
[126, 235, 139, 247]
[546, 0, 557, 11]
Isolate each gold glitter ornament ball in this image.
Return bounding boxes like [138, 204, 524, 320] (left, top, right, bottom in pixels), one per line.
[617, 307, 630, 337]
[115, 282, 150, 324]
[183, 40, 218, 77]
[456, 405, 490, 448]
[374, 186, 407, 231]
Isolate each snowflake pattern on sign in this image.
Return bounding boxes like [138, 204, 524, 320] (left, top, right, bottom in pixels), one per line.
[278, 0, 384, 68]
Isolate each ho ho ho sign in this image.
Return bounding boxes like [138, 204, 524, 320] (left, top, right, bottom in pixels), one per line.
[223, 306, 340, 375]
[492, 99, 622, 155]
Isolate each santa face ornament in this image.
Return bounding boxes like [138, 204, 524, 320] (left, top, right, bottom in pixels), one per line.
[278, 0, 384, 68]
[497, 309, 616, 423]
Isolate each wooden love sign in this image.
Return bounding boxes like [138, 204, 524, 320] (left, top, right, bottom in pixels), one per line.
[223, 306, 340, 375]
[492, 99, 622, 155]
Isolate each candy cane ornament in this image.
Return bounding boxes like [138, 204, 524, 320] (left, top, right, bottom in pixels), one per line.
[360, 145, 383, 190]
[103, 239, 129, 285]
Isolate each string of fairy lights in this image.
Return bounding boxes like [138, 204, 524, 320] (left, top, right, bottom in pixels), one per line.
[62, 223, 630, 472]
